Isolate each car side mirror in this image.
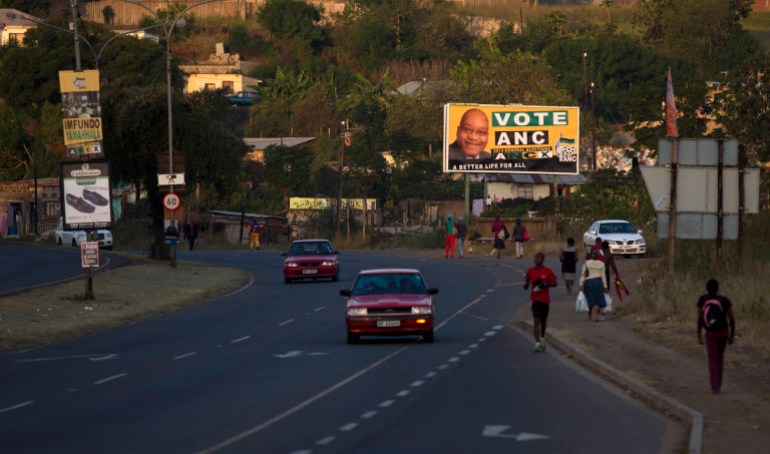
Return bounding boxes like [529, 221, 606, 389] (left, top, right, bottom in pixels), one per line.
[637, 229, 643, 234]
[428, 288, 439, 295]
[340, 289, 352, 297]
[589, 230, 597, 235]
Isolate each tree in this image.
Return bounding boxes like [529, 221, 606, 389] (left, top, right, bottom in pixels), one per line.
[0, 105, 30, 181]
[257, 0, 329, 55]
[450, 45, 573, 106]
[262, 144, 314, 202]
[0, 0, 48, 15]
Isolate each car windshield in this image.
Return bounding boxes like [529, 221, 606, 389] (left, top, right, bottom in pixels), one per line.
[288, 241, 334, 255]
[598, 222, 637, 234]
[351, 273, 428, 295]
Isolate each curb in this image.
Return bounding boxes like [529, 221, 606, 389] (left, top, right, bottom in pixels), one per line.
[517, 320, 703, 454]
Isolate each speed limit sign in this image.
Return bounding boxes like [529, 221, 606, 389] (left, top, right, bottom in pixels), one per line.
[163, 192, 181, 211]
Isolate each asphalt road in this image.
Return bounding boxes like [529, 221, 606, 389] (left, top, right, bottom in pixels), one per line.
[0, 248, 673, 453]
[0, 243, 125, 297]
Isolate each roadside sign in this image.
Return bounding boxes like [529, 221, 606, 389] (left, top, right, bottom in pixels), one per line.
[158, 173, 185, 186]
[162, 193, 181, 211]
[81, 241, 99, 268]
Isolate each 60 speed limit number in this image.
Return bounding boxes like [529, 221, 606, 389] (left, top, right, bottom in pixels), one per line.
[163, 192, 181, 211]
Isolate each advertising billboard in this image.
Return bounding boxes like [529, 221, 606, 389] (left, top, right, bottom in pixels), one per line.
[60, 161, 113, 230]
[443, 104, 580, 175]
[58, 70, 105, 159]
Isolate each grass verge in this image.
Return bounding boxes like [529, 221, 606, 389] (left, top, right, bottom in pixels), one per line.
[0, 259, 250, 352]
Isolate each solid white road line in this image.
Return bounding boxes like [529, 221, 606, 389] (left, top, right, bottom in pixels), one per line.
[230, 336, 250, 344]
[279, 319, 294, 327]
[93, 373, 127, 385]
[361, 411, 378, 419]
[173, 352, 197, 361]
[0, 401, 33, 414]
[379, 400, 395, 408]
[339, 423, 358, 432]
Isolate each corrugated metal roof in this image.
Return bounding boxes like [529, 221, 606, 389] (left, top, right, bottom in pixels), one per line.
[487, 174, 587, 185]
[0, 9, 41, 26]
[243, 137, 316, 150]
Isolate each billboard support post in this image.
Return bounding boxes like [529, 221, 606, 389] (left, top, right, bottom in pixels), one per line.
[666, 138, 678, 277]
[738, 144, 746, 259]
[717, 140, 724, 261]
[464, 174, 470, 221]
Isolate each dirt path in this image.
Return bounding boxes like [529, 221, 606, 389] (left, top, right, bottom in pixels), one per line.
[513, 258, 770, 454]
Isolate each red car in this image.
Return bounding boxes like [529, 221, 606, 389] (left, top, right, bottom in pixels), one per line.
[282, 239, 340, 283]
[340, 269, 438, 344]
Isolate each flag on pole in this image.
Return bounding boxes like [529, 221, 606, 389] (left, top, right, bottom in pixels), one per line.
[665, 67, 679, 138]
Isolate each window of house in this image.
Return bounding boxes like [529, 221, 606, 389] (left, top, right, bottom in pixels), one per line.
[204, 83, 216, 91]
[517, 186, 533, 200]
[222, 81, 234, 94]
[9, 33, 23, 42]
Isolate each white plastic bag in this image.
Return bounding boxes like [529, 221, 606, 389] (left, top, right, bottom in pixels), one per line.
[575, 291, 589, 313]
[603, 293, 613, 313]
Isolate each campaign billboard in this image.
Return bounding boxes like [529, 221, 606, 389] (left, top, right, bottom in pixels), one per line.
[60, 161, 113, 230]
[443, 104, 580, 175]
[59, 70, 105, 159]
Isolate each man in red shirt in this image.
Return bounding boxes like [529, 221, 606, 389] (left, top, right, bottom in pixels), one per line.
[524, 252, 558, 353]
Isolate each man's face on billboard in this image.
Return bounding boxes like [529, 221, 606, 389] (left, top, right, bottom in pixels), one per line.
[456, 109, 489, 157]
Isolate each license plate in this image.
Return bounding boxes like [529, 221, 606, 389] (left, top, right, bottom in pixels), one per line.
[302, 269, 318, 275]
[377, 320, 401, 328]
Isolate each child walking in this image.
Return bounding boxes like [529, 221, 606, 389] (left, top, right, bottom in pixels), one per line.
[559, 237, 578, 295]
[524, 252, 558, 353]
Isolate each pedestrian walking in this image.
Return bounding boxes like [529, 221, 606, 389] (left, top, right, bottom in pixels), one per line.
[455, 216, 467, 258]
[512, 218, 527, 259]
[490, 216, 506, 259]
[586, 237, 603, 260]
[579, 250, 607, 322]
[560, 237, 579, 295]
[601, 240, 620, 286]
[697, 279, 736, 394]
[524, 252, 558, 353]
[444, 213, 456, 258]
[249, 217, 261, 251]
[185, 222, 198, 251]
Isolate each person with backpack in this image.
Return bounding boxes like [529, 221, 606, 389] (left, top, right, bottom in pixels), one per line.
[697, 279, 736, 395]
[490, 216, 506, 259]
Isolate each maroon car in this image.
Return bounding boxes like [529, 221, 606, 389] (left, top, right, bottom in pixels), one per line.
[283, 239, 340, 284]
[341, 269, 438, 344]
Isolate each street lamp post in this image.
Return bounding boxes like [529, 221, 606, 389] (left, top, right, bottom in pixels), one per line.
[124, 0, 219, 267]
[335, 121, 346, 241]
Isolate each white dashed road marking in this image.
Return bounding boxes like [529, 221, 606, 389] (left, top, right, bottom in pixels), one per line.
[469, 343, 479, 349]
[448, 357, 460, 363]
[438, 364, 449, 370]
[424, 371, 437, 378]
[173, 352, 197, 360]
[396, 390, 410, 397]
[459, 350, 471, 355]
[314, 306, 326, 312]
[0, 401, 33, 414]
[339, 423, 358, 432]
[484, 331, 497, 337]
[231, 336, 250, 344]
[93, 373, 127, 386]
[493, 325, 504, 330]
[411, 380, 425, 387]
[361, 411, 377, 419]
[379, 400, 395, 408]
[316, 436, 335, 445]
[279, 319, 294, 327]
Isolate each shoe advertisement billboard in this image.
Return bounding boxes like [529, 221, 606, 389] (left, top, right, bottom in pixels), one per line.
[58, 70, 105, 160]
[60, 162, 113, 230]
[443, 104, 580, 175]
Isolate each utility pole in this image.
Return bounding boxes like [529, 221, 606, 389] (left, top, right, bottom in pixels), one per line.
[69, 0, 82, 70]
[590, 81, 597, 170]
[335, 121, 345, 240]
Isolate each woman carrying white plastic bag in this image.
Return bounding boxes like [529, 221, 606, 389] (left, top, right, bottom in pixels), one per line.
[575, 291, 589, 312]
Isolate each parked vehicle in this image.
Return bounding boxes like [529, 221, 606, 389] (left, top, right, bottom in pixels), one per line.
[54, 218, 113, 250]
[282, 239, 340, 283]
[226, 91, 258, 107]
[341, 268, 438, 344]
[583, 219, 645, 257]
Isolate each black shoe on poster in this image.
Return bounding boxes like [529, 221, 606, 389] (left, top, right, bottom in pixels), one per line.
[83, 188, 108, 206]
[66, 193, 95, 213]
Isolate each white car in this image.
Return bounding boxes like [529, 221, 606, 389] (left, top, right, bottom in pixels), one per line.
[583, 219, 646, 257]
[55, 218, 113, 250]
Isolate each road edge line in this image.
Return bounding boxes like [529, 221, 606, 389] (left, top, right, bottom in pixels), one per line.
[516, 320, 702, 454]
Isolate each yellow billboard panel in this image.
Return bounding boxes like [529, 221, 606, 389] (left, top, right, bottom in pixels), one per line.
[290, 198, 377, 210]
[59, 70, 105, 158]
[443, 103, 580, 175]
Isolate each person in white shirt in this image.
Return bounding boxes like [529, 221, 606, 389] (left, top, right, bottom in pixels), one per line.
[579, 250, 608, 322]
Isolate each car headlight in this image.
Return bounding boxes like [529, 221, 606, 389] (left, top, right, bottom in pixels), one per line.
[411, 307, 432, 315]
[321, 261, 335, 266]
[285, 262, 299, 268]
[347, 308, 367, 316]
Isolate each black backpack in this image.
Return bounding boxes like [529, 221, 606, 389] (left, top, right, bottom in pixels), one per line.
[701, 298, 727, 331]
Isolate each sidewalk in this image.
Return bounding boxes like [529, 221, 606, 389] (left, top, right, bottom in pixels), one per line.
[513, 258, 770, 454]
